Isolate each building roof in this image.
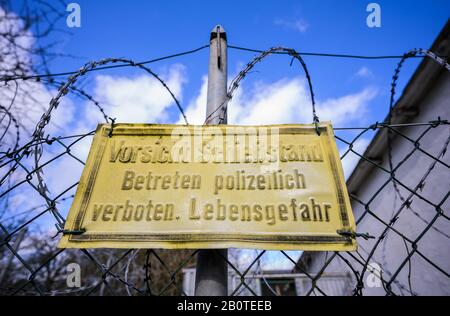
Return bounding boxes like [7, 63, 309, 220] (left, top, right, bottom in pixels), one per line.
[296, 19, 450, 271]
[346, 19, 450, 195]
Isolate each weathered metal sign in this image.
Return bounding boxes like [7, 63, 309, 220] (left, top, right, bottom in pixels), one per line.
[58, 122, 356, 250]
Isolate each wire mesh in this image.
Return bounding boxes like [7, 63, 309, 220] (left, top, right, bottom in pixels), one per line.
[0, 45, 449, 296]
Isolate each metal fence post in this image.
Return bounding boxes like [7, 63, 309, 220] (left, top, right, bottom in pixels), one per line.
[194, 25, 228, 296]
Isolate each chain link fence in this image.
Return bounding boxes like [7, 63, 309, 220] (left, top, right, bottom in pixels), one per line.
[0, 43, 449, 296]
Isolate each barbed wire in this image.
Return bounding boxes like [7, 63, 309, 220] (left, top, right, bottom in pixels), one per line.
[0, 45, 210, 83]
[204, 46, 318, 132]
[0, 44, 442, 84]
[0, 42, 449, 296]
[228, 45, 433, 60]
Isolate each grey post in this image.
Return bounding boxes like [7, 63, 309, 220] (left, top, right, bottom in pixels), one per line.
[194, 25, 228, 296]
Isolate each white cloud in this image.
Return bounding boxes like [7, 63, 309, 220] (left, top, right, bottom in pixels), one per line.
[354, 66, 374, 79]
[229, 78, 311, 125]
[274, 18, 309, 33]
[0, 7, 33, 76]
[0, 79, 76, 156]
[177, 75, 207, 124]
[182, 76, 377, 127]
[90, 64, 187, 124]
[316, 87, 378, 126]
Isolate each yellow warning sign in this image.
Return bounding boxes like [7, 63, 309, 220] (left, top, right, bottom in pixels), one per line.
[58, 122, 356, 251]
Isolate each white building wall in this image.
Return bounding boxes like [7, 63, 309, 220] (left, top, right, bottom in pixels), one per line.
[305, 71, 450, 295]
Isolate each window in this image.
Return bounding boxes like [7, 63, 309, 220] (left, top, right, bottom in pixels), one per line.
[260, 278, 297, 296]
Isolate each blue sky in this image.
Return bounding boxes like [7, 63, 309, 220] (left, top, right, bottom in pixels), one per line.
[45, 0, 449, 103]
[37, 0, 449, 126]
[29, 0, 447, 176]
[4, 0, 449, 270]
